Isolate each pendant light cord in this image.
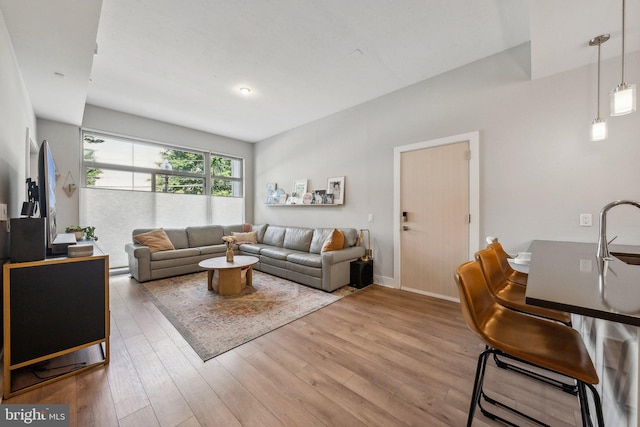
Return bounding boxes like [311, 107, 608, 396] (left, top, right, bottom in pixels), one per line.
[621, 0, 626, 83]
[597, 43, 602, 117]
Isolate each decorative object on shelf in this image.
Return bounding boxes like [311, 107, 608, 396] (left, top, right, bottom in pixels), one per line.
[327, 176, 345, 205]
[359, 228, 372, 261]
[312, 190, 326, 204]
[291, 179, 307, 204]
[589, 34, 610, 141]
[222, 235, 236, 262]
[265, 183, 277, 204]
[302, 192, 313, 204]
[610, 0, 636, 116]
[62, 171, 77, 197]
[275, 188, 287, 204]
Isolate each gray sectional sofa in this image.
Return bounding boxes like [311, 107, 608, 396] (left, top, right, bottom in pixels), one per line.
[125, 224, 365, 292]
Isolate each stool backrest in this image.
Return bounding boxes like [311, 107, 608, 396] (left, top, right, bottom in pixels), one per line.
[487, 242, 514, 273]
[475, 248, 508, 292]
[454, 261, 498, 341]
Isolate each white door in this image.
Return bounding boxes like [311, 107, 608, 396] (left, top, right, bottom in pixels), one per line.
[399, 140, 470, 299]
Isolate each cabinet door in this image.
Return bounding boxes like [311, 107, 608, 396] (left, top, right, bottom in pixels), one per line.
[9, 258, 106, 365]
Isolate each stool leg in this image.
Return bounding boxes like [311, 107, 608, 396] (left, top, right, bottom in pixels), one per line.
[468, 348, 491, 426]
[578, 382, 605, 427]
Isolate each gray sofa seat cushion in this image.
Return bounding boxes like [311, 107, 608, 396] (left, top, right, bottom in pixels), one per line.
[237, 243, 269, 255]
[287, 252, 322, 268]
[260, 247, 295, 260]
[283, 227, 313, 252]
[286, 261, 322, 277]
[262, 226, 286, 247]
[151, 247, 200, 261]
[186, 225, 225, 247]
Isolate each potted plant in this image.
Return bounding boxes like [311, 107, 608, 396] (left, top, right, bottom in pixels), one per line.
[65, 225, 99, 241]
[83, 226, 98, 241]
[65, 225, 84, 241]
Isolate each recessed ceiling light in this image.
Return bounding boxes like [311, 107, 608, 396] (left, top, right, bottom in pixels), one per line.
[239, 87, 252, 95]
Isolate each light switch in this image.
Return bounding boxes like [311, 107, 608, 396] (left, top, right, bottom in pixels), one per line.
[368, 213, 374, 222]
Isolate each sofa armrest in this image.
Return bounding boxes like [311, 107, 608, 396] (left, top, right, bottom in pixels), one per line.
[125, 243, 152, 282]
[321, 246, 365, 265]
[321, 246, 366, 291]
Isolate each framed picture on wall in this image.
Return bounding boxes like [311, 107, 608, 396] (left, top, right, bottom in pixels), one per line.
[292, 179, 307, 201]
[327, 176, 344, 205]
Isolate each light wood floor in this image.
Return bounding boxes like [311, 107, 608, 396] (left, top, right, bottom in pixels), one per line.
[2, 277, 584, 426]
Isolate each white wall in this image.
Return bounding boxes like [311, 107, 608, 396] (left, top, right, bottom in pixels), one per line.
[255, 43, 640, 285]
[0, 9, 37, 259]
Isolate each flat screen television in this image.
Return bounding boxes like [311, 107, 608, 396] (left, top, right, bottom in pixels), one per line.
[38, 139, 58, 251]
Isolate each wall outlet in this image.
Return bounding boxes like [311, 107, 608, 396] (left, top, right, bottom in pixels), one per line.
[579, 213, 592, 227]
[0, 203, 7, 221]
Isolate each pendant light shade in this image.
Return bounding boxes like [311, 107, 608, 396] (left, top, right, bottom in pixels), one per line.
[591, 118, 608, 141]
[590, 34, 609, 141]
[611, 83, 636, 116]
[610, 0, 636, 116]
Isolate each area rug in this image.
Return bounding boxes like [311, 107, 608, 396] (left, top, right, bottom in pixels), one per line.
[139, 271, 357, 361]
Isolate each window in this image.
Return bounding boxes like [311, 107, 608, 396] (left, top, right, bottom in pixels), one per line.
[80, 131, 244, 269]
[82, 132, 242, 196]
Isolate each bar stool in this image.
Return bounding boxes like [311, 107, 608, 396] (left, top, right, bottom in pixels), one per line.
[475, 248, 571, 325]
[475, 248, 576, 394]
[487, 241, 528, 286]
[454, 261, 604, 426]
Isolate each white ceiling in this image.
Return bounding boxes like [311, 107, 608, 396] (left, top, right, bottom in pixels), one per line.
[1, 0, 639, 143]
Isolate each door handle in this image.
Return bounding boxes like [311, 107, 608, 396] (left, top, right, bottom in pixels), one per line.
[403, 226, 409, 231]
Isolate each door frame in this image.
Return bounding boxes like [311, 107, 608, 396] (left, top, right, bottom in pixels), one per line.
[393, 131, 480, 292]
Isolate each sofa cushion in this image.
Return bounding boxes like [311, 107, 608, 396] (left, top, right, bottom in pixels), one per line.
[186, 225, 224, 247]
[150, 247, 200, 260]
[252, 224, 268, 243]
[287, 252, 322, 268]
[237, 243, 268, 255]
[199, 244, 227, 255]
[163, 229, 190, 249]
[321, 229, 344, 252]
[283, 227, 313, 252]
[232, 231, 257, 244]
[134, 229, 175, 253]
[262, 225, 286, 247]
[260, 247, 294, 260]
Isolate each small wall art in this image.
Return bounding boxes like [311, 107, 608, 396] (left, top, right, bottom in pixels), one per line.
[327, 176, 344, 205]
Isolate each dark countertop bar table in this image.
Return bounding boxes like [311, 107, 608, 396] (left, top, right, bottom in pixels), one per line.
[526, 240, 640, 326]
[526, 240, 639, 427]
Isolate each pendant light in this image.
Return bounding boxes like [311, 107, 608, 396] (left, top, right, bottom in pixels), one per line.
[590, 34, 609, 141]
[610, 0, 636, 116]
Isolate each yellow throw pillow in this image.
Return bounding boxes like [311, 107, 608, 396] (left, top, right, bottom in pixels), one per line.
[321, 229, 344, 252]
[134, 229, 175, 253]
[232, 231, 258, 244]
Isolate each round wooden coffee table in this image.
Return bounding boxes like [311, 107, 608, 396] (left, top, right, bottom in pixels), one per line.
[198, 255, 259, 296]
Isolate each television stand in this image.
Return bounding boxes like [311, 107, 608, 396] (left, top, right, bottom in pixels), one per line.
[3, 242, 109, 398]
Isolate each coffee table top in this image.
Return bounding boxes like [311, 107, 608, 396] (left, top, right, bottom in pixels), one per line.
[198, 255, 259, 270]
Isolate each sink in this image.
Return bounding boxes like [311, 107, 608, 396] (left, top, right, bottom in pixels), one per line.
[611, 252, 640, 266]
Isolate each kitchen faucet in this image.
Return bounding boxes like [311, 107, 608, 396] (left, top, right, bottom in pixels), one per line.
[596, 200, 640, 260]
